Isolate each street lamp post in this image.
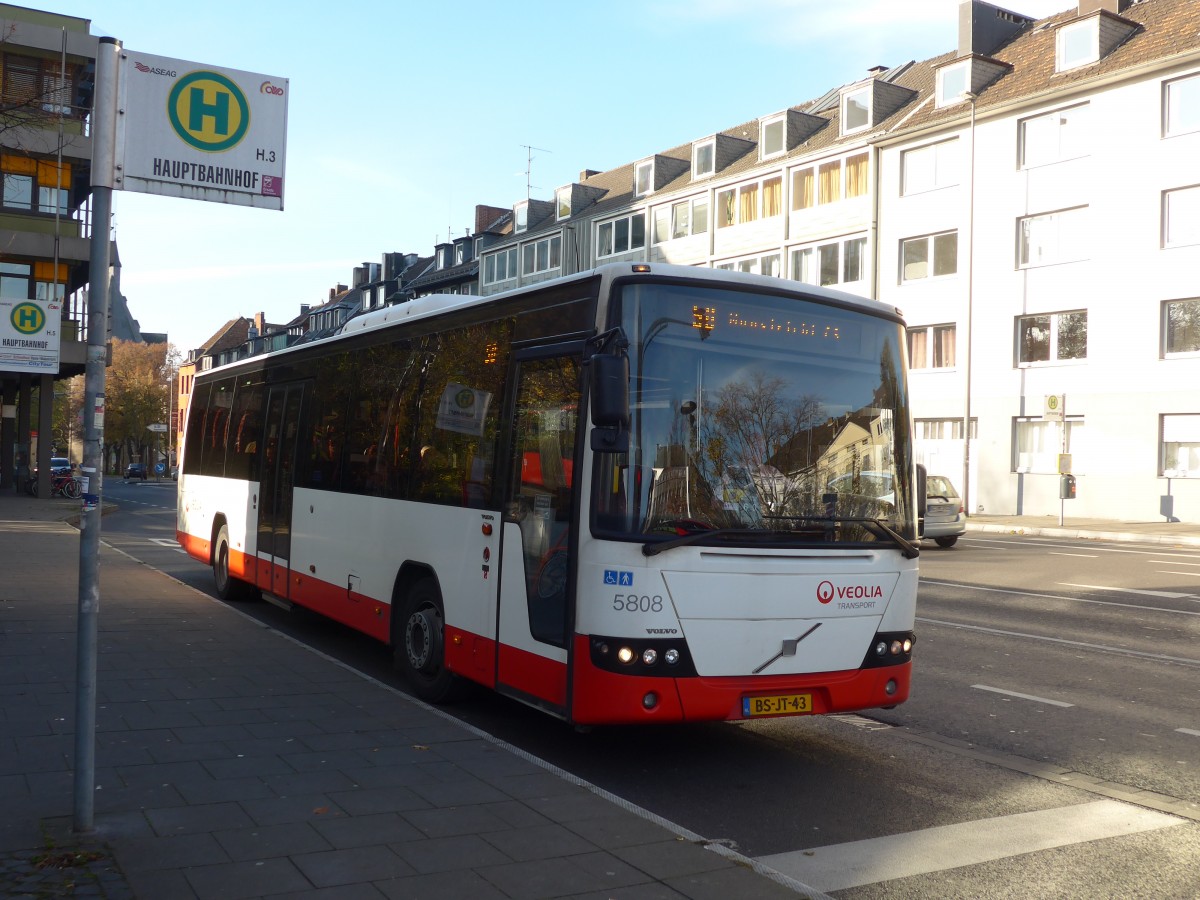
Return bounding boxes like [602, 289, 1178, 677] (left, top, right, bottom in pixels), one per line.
[962, 91, 977, 517]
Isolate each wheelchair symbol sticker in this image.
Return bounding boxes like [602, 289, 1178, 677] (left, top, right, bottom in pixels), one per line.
[604, 569, 633, 586]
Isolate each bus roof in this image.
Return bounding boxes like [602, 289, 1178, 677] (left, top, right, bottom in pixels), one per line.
[198, 262, 906, 379]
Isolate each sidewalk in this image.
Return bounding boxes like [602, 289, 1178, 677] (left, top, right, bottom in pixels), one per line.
[966, 512, 1200, 547]
[4, 494, 1198, 900]
[0, 490, 805, 900]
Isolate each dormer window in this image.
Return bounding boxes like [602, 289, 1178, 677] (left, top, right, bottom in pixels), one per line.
[1056, 18, 1098, 71]
[556, 186, 571, 220]
[936, 62, 970, 108]
[760, 115, 786, 159]
[842, 86, 871, 134]
[693, 139, 715, 178]
[635, 160, 654, 197]
[514, 201, 529, 234]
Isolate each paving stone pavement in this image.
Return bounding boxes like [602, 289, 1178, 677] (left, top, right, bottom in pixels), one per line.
[0, 491, 811, 899]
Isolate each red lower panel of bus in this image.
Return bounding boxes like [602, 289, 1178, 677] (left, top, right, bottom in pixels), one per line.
[568, 635, 911, 725]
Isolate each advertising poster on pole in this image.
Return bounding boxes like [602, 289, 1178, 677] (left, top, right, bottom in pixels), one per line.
[116, 51, 288, 210]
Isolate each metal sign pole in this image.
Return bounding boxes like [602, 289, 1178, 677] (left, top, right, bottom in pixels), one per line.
[74, 35, 120, 835]
[1059, 394, 1067, 527]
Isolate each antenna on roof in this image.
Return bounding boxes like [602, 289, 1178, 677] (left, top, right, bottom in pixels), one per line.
[520, 144, 551, 200]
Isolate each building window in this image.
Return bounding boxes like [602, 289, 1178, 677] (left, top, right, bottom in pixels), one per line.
[1164, 186, 1200, 248]
[1020, 104, 1090, 168]
[907, 324, 956, 369]
[1013, 416, 1082, 473]
[842, 86, 871, 134]
[0, 53, 80, 117]
[902, 139, 959, 195]
[514, 202, 528, 234]
[916, 417, 976, 440]
[556, 186, 571, 221]
[635, 160, 654, 197]
[521, 235, 562, 276]
[693, 139, 715, 178]
[1161, 414, 1200, 477]
[1163, 298, 1200, 357]
[1164, 73, 1200, 138]
[1018, 207, 1088, 268]
[715, 253, 782, 277]
[652, 196, 709, 244]
[717, 175, 783, 229]
[790, 236, 868, 287]
[1016, 310, 1087, 365]
[0, 259, 66, 301]
[936, 62, 969, 107]
[790, 152, 868, 211]
[761, 115, 786, 158]
[0, 156, 71, 214]
[900, 231, 958, 281]
[596, 213, 646, 257]
[482, 247, 518, 285]
[1056, 18, 1098, 72]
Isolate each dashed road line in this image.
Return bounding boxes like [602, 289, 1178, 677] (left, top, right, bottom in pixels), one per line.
[1177, 728, 1200, 737]
[971, 684, 1074, 707]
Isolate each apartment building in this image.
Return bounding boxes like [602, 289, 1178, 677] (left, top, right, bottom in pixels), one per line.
[469, 0, 1200, 522]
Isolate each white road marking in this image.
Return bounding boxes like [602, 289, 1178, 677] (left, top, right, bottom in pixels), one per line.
[1178, 728, 1200, 737]
[921, 579, 1200, 617]
[1057, 582, 1198, 600]
[1146, 559, 1200, 566]
[917, 617, 1200, 667]
[971, 684, 1074, 707]
[757, 800, 1184, 893]
[1049, 551, 1098, 557]
[963, 537, 1200, 557]
[149, 538, 181, 548]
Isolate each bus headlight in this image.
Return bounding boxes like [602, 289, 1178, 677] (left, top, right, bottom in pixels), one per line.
[617, 646, 636, 665]
[664, 648, 680, 665]
[642, 648, 658, 665]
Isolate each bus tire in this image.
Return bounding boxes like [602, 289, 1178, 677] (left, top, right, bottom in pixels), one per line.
[213, 524, 260, 602]
[395, 576, 465, 704]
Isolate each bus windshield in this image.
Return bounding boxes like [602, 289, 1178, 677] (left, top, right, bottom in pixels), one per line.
[593, 279, 915, 546]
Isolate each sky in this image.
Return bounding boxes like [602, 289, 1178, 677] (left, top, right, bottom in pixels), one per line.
[44, 0, 1072, 354]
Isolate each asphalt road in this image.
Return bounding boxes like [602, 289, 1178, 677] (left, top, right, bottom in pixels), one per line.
[91, 483, 1200, 898]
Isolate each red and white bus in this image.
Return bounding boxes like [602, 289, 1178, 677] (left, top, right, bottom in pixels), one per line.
[177, 263, 919, 725]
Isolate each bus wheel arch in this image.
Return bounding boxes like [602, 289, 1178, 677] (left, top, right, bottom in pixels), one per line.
[391, 566, 466, 703]
[212, 518, 260, 602]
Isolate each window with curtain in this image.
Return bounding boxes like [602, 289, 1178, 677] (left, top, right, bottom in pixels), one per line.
[1014, 417, 1082, 473]
[738, 182, 759, 223]
[907, 325, 955, 369]
[1161, 414, 1200, 476]
[845, 153, 868, 199]
[791, 168, 814, 211]
[717, 189, 735, 228]
[901, 231, 957, 281]
[818, 160, 841, 204]
[762, 176, 782, 217]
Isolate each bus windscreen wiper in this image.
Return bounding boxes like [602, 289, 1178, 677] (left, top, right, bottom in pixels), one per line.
[642, 527, 762, 557]
[760, 514, 921, 560]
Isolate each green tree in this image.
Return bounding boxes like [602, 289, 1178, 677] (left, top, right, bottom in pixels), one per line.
[104, 340, 175, 473]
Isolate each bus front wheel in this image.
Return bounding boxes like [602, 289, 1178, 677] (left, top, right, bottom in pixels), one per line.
[213, 524, 260, 602]
[395, 577, 465, 703]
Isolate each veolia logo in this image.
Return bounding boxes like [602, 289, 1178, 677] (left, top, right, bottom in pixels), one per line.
[167, 70, 250, 153]
[10, 302, 45, 334]
[817, 580, 835, 604]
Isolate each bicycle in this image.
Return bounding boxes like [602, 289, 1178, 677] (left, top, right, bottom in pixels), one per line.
[26, 472, 82, 499]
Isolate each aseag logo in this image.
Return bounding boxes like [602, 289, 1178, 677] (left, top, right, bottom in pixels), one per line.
[167, 70, 250, 153]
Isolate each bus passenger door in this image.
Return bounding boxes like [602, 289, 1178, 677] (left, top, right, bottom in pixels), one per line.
[256, 383, 306, 599]
[496, 351, 582, 715]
